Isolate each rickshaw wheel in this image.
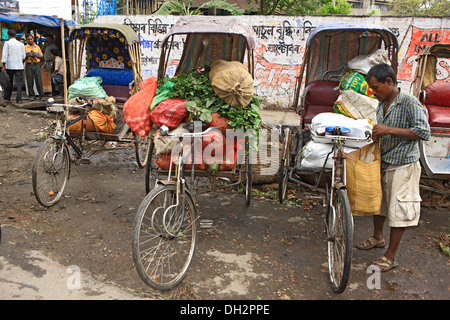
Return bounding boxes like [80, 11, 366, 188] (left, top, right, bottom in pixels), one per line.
[144, 140, 156, 194]
[132, 184, 197, 290]
[135, 133, 151, 168]
[278, 127, 292, 203]
[32, 138, 70, 207]
[245, 152, 252, 206]
[278, 155, 290, 204]
[327, 188, 353, 294]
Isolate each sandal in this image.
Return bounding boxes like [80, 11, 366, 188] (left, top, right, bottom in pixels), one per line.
[372, 256, 398, 272]
[357, 237, 386, 250]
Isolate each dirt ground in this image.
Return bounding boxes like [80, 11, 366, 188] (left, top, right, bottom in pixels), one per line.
[0, 103, 449, 301]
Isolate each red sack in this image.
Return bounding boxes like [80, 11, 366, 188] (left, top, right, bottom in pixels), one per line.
[156, 154, 173, 170]
[219, 152, 237, 171]
[207, 112, 231, 136]
[202, 129, 225, 157]
[150, 98, 189, 130]
[184, 152, 207, 170]
[184, 142, 206, 170]
[124, 76, 157, 137]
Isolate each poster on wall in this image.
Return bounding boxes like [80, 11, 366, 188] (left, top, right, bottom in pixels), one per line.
[398, 27, 450, 83]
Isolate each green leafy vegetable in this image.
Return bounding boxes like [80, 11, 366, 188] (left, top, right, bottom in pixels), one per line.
[158, 66, 263, 150]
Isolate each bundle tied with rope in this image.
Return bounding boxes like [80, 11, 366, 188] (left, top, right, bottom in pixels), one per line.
[209, 60, 254, 108]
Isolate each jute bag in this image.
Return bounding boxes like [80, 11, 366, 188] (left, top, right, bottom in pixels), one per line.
[343, 142, 382, 216]
[209, 60, 254, 108]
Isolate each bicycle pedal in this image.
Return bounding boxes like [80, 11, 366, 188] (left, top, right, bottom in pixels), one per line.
[81, 157, 91, 164]
[200, 219, 213, 228]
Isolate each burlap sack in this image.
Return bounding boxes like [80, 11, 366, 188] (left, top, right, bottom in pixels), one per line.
[209, 60, 254, 108]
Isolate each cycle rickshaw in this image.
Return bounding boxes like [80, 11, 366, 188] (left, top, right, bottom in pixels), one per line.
[32, 23, 151, 207]
[411, 43, 450, 181]
[132, 16, 256, 290]
[278, 24, 398, 293]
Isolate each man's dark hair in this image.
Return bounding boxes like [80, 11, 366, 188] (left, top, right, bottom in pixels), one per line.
[25, 33, 33, 39]
[365, 63, 397, 85]
[7, 29, 16, 38]
[50, 49, 59, 56]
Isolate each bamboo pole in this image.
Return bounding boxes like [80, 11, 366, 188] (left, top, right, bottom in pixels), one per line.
[60, 18, 68, 104]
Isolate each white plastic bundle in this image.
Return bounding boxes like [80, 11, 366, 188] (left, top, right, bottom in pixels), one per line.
[301, 140, 358, 169]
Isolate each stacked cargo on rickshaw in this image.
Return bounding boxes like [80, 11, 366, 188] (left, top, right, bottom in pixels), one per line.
[130, 16, 259, 291]
[278, 24, 399, 294]
[121, 16, 261, 196]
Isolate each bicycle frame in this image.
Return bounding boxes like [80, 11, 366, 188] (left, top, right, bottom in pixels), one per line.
[48, 105, 92, 160]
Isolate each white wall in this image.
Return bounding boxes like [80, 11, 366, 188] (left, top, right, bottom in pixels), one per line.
[94, 15, 450, 110]
[19, 0, 73, 20]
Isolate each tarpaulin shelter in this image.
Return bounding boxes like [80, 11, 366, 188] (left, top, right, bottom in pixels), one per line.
[0, 13, 77, 37]
[0, 12, 78, 58]
[0, 13, 78, 98]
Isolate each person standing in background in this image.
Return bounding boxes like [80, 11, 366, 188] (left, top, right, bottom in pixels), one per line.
[1, 29, 26, 103]
[43, 35, 58, 70]
[24, 34, 44, 101]
[50, 49, 64, 96]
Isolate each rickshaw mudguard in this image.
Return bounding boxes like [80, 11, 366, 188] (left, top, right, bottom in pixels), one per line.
[157, 180, 177, 186]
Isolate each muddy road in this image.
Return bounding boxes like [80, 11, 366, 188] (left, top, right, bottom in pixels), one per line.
[0, 105, 448, 301]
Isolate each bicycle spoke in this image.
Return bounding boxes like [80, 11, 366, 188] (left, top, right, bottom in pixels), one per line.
[132, 185, 197, 290]
[327, 188, 352, 293]
[33, 138, 69, 207]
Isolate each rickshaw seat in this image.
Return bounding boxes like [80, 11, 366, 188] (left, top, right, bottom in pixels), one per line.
[302, 80, 340, 126]
[101, 85, 130, 103]
[420, 82, 450, 128]
[87, 68, 134, 103]
[425, 105, 450, 128]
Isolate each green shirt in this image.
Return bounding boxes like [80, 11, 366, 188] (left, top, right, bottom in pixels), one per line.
[376, 90, 430, 168]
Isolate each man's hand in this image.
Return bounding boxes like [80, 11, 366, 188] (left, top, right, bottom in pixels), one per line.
[372, 124, 390, 142]
[373, 123, 421, 142]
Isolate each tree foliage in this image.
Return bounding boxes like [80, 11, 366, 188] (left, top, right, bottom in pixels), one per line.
[154, 0, 244, 15]
[247, 0, 352, 15]
[389, 0, 450, 16]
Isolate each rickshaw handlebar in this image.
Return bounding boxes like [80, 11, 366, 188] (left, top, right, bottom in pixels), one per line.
[317, 130, 372, 142]
[159, 125, 218, 138]
[46, 98, 92, 113]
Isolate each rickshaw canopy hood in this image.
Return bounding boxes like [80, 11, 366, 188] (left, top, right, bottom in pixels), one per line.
[419, 43, 450, 57]
[69, 23, 140, 45]
[161, 16, 255, 50]
[68, 23, 143, 92]
[294, 23, 400, 110]
[412, 43, 450, 96]
[307, 23, 398, 47]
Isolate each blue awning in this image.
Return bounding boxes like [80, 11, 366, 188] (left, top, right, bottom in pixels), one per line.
[0, 13, 77, 28]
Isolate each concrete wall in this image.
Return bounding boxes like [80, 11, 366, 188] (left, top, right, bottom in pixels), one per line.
[94, 15, 450, 110]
